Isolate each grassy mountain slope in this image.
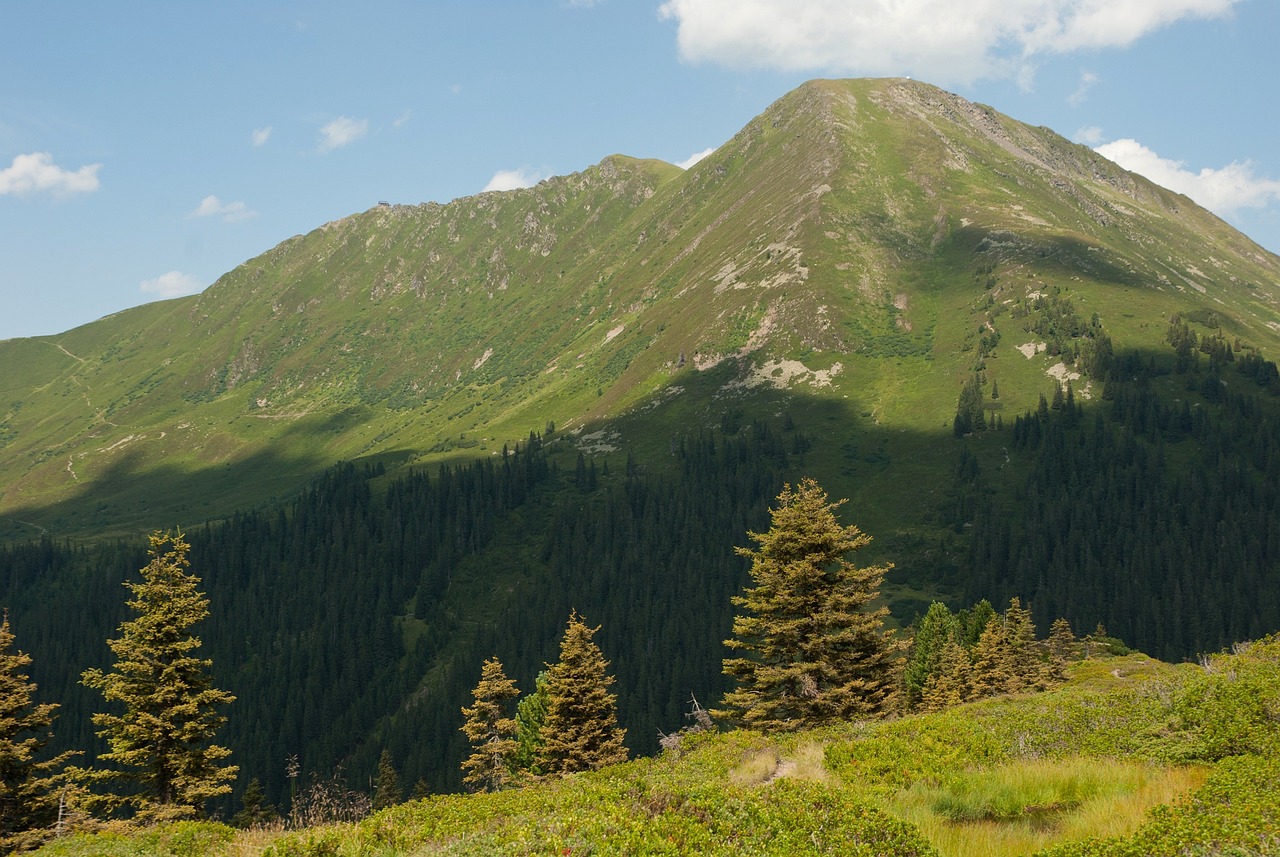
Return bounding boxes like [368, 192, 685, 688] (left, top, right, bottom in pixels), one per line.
[33, 636, 1280, 856]
[3, 78, 1278, 543]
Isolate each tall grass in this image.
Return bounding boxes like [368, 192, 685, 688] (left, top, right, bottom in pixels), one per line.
[885, 758, 1205, 857]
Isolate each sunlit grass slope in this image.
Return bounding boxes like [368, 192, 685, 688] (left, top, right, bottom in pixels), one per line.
[36, 636, 1280, 856]
[3, 78, 1279, 543]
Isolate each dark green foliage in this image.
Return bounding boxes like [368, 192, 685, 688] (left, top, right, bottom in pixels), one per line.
[953, 374, 986, 436]
[512, 672, 549, 776]
[229, 777, 277, 828]
[902, 602, 960, 711]
[538, 613, 627, 775]
[0, 422, 787, 810]
[973, 369, 1280, 661]
[720, 479, 900, 730]
[957, 600, 997, 649]
[77, 532, 236, 823]
[372, 750, 400, 810]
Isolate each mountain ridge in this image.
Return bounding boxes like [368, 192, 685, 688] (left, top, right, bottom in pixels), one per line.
[2, 77, 1279, 541]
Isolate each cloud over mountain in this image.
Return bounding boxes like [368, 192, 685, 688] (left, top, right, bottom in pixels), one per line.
[658, 0, 1240, 85]
[1098, 139, 1280, 217]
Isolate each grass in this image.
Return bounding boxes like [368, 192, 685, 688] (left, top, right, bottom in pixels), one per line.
[886, 758, 1207, 857]
[30, 639, 1280, 856]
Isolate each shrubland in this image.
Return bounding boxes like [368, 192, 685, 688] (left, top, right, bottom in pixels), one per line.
[32, 635, 1280, 856]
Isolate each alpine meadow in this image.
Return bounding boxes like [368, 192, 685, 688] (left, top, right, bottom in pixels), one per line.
[3, 78, 1280, 854]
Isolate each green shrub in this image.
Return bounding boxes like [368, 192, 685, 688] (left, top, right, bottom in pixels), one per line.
[1164, 635, 1280, 762]
[34, 822, 235, 857]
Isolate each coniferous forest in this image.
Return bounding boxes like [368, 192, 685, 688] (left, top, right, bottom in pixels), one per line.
[4, 316, 1280, 843]
[0, 425, 788, 814]
[4, 340, 1280, 851]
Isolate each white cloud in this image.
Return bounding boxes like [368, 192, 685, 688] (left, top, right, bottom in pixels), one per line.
[482, 168, 544, 192]
[1068, 71, 1099, 106]
[188, 194, 257, 222]
[1074, 125, 1105, 146]
[1096, 138, 1280, 217]
[139, 271, 203, 299]
[393, 110, 412, 129]
[318, 116, 368, 152]
[252, 126, 273, 147]
[657, 0, 1239, 86]
[676, 147, 716, 169]
[0, 152, 101, 197]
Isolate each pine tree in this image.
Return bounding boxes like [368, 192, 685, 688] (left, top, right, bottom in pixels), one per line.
[459, 657, 520, 792]
[512, 671, 549, 776]
[372, 749, 400, 809]
[77, 530, 237, 822]
[903, 602, 960, 711]
[971, 616, 1017, 699]
[230, 777, 278, 829]
[720, 479, 900, 731]
[958, 599, 997, 648]
[0, 613, 78, 851]
[538, 613, 628, 775]
[919, 639, 973, 713]
[1003, 597, 1043, 691]
[1046, 618, 1076, 683]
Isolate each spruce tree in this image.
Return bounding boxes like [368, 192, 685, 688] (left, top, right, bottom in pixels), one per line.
[230, 777, 278, 828]
[1046, 617, 1076, 683]
[538, 613, 627, 775]
[0, 613, 78, 851]
[1003, 597, 1043, 691]
[372, 749, 400, 809]
[958, 599, 997, 648]
[720, 479, 900, 731]
[919, 639, 973, 713]
[903, 602, 960, 711]
[459, 657, 520, 792]
[512, 671, 549, 776]
[78, 530, 237, 822]
[971, 616, 1018, 699]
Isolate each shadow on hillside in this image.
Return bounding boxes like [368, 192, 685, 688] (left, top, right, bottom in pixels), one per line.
[0, 415, 417, 542]
[948, 225, 1143, 288]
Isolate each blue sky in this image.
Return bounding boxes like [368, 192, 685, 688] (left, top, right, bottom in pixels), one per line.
[2, 0, 1277, 341]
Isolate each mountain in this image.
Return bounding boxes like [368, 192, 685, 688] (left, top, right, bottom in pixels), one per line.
[4, 77, 1280, 807]
[4, 77, 1277, 541]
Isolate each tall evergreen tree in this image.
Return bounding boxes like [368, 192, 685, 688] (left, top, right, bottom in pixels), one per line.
[372, 749, 400, 809]
[1003, 597, 1044, 691]
[538, 613, 627, 775]
[1046, 618, 1076, 684]
[77, 531, 237, 822]
[971, 616, 1018, 699]
[919, 639, 973, 713]
[0, 613, 78, 851]
[459, 658, 520, 792]
[229, 777, 278, 829]
[512, 671, 549, 776]
[958, 599, 997, 649]
[903, 602, 960, 711]
[720, 479, 900, 731]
